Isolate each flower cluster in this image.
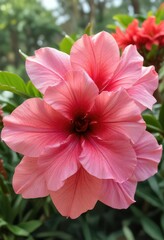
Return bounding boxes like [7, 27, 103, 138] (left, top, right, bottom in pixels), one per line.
[2, 32, 162, 219]
[112, 16, 164, 51]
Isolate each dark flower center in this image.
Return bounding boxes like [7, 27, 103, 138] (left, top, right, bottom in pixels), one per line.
[73, 115, 89, 134]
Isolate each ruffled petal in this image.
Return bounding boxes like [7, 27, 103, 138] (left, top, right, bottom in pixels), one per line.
[2, 98, 70, 157]
[79, 135, 137, 182]
[26, 47, 71, 94]
[90, 90, 145, 143]
[127, 86, 156, 111]
[135, 66, 158, 95]
[70, 31, 120, 91]
[133, 131, 162, 181]
[44, 70, 99, 119]
[99, 178, 137, 209]
[50, 168, 101, 219]
[13, 156, 48, 198]
[106, 45, 143, 91]
[38, 135, 81, 191]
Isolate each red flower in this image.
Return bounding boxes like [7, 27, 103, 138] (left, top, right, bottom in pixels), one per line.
[112, 19, 141, 50]
[112, 16, 164, 51]
[139, 16, 164, 50]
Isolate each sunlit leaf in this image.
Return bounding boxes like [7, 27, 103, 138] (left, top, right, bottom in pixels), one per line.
[84, 22, 93, 35]
[18, 220, 42, 233]
[6, 224, 29, 237]
[113, 14, 134, 28]
[123, 225, 135, 240]
[0, 72, 42, 98]
[59, 35, 74, 54]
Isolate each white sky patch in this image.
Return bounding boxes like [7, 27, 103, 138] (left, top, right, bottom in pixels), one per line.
[40, 0, 57, 10]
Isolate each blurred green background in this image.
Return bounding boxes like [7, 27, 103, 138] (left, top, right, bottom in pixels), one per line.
[0, 0, 164, 239]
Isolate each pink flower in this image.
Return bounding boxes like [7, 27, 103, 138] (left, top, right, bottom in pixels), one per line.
[1, 32, 162, 218]
[26, 32, 158, 111]
[2, 69, 162, 218]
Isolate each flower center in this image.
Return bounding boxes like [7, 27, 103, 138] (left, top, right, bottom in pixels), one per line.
[73, 115, 89, 134]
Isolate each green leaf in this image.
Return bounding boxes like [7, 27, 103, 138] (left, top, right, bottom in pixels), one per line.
[159, 63, 164, 79]
[161, 214, 164, 232]
[143, 114, 162, 129]
[59, 35, 74, 54]
[148, 176, 163, 201]
[142, 114, 164, 135]
[155, 4, 164, 22]
[0, 72, 42, 98]
[113, 14, 134, 28]
[19, 49, 28, 59]
[136, 188, 164, 210]
[123, 225, 135, 240]
[26, 81, 42, 98]
[0, 218, 7, 227]
[106, 24, 117, 30]
[6, 224, 29, 237]
[159, 104, 164, 130]
[131, 207, 164, 240]
[84, 22, 93, 35]
[80, 217, 92, 240]
[146, 44, 158, 60]
[0, 72, 28, 97]
[18, 220, 42, 233]
[107, 231, 124, 240]
[141, 218, 164, 240]
[36, 231, 73, 239]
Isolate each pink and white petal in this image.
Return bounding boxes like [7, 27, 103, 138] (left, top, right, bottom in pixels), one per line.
[79, 135, 137, 182]
[2, 98, 70, 157]
[70, 31, 120, 91]
[13, 156, 48, 198]
[38, 134, 81, 191]
[127, 86, 156, 111]
[106, 45, 143, 91]
[50, 168, 101, 219]
[134, 131, 162, 181]
[90, 90, 145, 143]
[26, 47, 71, 94]
[134, 66, 158, 94]
[44, 70, 99, 119]
[99, 178, 137, 209]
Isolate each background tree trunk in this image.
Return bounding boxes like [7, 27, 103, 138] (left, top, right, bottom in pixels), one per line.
[131, 0, 140, 14]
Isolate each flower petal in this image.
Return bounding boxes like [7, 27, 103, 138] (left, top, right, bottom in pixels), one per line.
[106, 45, 143, 91]
[2, 98, 70, 157]
[127, 66, 158, 110]
[133, 131, 162, 181]
[38, 135, 81, 191]
[80, 135, 137, 182]
[50, 168, 101, 219]
[70, 31, 120, 91]
[44, 70, 99, 119]
[127, 86, 156, 111]
[99, 178, 137, 209]
[26, 47, 71, 94]
[13, 156, 49, 198]
[90, 90, 145, 143]
[135, 66, 158, 95]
